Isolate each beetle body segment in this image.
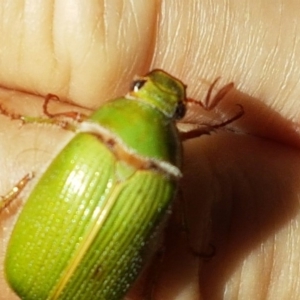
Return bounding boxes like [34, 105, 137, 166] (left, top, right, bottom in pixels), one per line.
[88, 98, 181, 168]
[5, 70, 186, 299]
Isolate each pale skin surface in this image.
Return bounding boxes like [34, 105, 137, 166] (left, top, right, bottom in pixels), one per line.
[1, 0, 300, 299]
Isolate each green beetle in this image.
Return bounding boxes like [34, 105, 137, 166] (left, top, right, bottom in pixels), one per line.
[4, 69, 186, 300]
[3, 69, 242, 299]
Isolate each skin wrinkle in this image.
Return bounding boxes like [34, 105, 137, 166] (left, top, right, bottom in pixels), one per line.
[124, 5, 142, 76]
[262, 30, 281, 82]
[49, 2, 55, 48]
[118, 13, 134, 77]
[229, 33, 246, 79]
[252, 2, 299, 108]
[261, 243, 272, 300]
[181, 3, 205, 83]
[165, 10, 179, 69]
[233, 11, 262, 85]
[270, 20, 300, 119]
[246, 30, 268, 93]
[50, 1, 58, 86]
[195, 12, 214, 84]
[292, 223, 300, 294]
[115, 1, 124, 67]
[101, 0, 111, 77]
[86, 7, 104, 56]
[280, 26, 296, 91]
[183, 3, 200, 71]
[127, 5, 146, 73]
[217, 8, 232, 78]
[270, 29, 292, 104]
[67, 1, 110, 103]
[259, 243, 270, 299]
[128, 0, 141, 45]
[16, 2, 25, 76]
[132, 0, 158, 74]
[181, 5, 194, 71]
[236, 2, 255, 86]
[54, 2, 78, 98]
[291, 221, 300, 273]
[186, 2, 219, 83]
[237, 261, 245, 300]
[206, 2, 228, 75]
[235, 2, 265, 90]
[272, 234, 286, 299]
[231, 5, 259, 81]
[199, 2, 215, 71]
[285, 228, 295, 296]
[116, 4, 146, 84]
[155, 1, 179, 68]
[81, 14, 104, 70]
[280, 24, 300, 99]
[23, 2, 55, 89]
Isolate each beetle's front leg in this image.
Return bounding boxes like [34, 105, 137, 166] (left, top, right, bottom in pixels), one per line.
[0, 94, 88, 131]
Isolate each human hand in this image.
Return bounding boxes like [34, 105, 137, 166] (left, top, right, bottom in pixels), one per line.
[1, 1, 300, 299]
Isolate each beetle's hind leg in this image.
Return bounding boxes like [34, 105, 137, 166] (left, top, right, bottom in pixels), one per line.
[0, 173, 34, 212]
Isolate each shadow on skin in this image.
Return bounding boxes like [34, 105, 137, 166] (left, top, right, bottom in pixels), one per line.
[131, 88, 300, 299]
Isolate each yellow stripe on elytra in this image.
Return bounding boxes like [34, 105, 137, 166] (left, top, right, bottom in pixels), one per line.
[50, 181, 125, 299]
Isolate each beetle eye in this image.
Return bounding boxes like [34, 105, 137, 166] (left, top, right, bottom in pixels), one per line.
[174, 101, 186, 119]
[131, 79, 147, 92]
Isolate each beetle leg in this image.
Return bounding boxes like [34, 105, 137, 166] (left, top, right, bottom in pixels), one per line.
[186, 79, 234, 110]
[180, 104, 244, 140]
[0, 94, 89, 131]
[204, 80, 234, 110]
[0, 173, 34, 212]
[176, 189, 216, 259]
[43, 94, 88, 122]
[0, 102, 24, 122]
[179, 76, 244, 141]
